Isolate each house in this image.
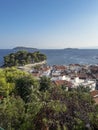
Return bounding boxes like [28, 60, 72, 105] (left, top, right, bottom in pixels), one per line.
[40, 66, 51, 77]
[77, 73, 87, 79]
[82, 80, 96, 91]
[52, 80, 73, 90]
[51, 70, 61, 76]
[52, 65, 67, 72]
[58, 75, 70, 81]
[72, 76, 96, 91]
[69, 64, 81, 71]
[89, 65, 98, 73]
[51, 74, 71, 82]
[51, 65, 67, 77]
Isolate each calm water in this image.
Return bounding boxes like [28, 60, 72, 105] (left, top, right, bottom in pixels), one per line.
[0, 49, 98, 66]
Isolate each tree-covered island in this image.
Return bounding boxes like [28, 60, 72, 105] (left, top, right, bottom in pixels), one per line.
[3, 51, 47, 67]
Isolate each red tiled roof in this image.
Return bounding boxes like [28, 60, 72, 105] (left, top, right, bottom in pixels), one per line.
[69, 64, 80, 66]
[77, 73, 87, 79]
[90, 90, 98, 97]
[54, 65, 67, 70]
[89, 66, 98, 71]
[42, 68, 50, 71]
[53, 80, 72, 87]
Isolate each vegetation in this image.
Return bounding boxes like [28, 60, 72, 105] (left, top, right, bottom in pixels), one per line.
[3, 51, 47, 67]
[0, 68, 98, 130]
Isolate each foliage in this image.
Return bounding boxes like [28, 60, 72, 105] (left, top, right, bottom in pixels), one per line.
[0, 96, 25, 130]
[30, 86, 98, 130]
[39, 76, 52, 91]
[3, 51, 47, 67]
[15, 75, 38, 102]
[3, 67, 28, 83]
[0, 68, 98, 130]
[0, 68, 29, 97]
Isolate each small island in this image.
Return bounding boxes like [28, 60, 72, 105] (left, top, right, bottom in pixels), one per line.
[3, 50, 47, 67]
[64, 48, 79, 50]
[13, 46, 38, 51]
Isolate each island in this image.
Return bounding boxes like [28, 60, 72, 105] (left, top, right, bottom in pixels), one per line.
[13, 46, 38, 51]
[3, 50, 47, 67]
[64, 48, 79, 50]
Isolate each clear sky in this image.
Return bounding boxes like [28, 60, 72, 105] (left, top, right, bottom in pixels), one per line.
[0, 0, 98, 49]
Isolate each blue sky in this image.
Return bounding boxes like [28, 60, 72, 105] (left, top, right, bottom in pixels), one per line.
[0, 0, 98, 49]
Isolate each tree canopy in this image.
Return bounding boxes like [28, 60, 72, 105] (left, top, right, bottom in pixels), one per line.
[0, 68, 98, 130]
[3, 51, 47, 67]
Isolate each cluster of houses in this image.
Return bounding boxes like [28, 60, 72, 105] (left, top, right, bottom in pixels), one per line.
[30, 64, 98, 103]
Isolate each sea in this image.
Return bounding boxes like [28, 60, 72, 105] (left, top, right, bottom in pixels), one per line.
[0, 49, 98, 66]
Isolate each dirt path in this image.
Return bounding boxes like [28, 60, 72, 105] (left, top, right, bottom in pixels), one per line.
[18, 60, 46, 72]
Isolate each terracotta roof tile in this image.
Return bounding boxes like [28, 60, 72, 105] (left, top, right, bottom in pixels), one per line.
[53, 80, 72, 87]
[90, 90, 98, 97]
[54, 65, 67, 70]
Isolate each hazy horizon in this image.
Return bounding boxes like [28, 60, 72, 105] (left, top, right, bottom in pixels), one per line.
[1, 46, 98, 50]
[0, 0, 98, 49]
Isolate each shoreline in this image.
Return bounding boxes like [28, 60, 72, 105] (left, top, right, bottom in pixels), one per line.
[18, 60, 47, 72]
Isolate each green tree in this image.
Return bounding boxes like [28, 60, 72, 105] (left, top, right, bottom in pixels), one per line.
[0, 96, 25, 130]
[15, 75, 38, 102]
[4, 67, 28, 83]
[0, 69, 14, 97]
[3, 51, 46, 67]
[39, 76, 52, 92]
[27, 87, 66, 130]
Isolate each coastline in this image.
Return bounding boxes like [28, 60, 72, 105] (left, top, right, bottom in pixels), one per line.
[18, 60, 47, 72]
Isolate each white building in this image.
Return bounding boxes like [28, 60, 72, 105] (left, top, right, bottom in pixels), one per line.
[72, 77, 96, 91]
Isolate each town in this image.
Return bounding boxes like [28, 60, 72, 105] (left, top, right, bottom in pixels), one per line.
[22, 63, 98, 104]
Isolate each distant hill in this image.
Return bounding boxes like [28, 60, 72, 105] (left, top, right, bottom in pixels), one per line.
[64, 48, 79, 50]
[13, 46, 38, 51]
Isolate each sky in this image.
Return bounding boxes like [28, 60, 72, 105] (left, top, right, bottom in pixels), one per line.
[0, 0, 98, 49]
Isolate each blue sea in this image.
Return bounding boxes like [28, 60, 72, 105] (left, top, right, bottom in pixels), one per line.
[0, 49, 98, 66]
